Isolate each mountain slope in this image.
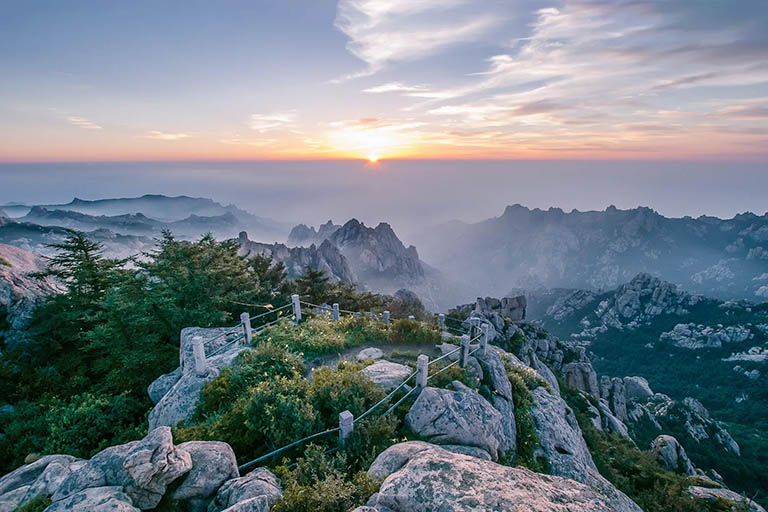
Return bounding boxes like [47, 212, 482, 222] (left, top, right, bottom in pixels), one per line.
[418, 204, 768, 301]
[526, 273, 768, 495]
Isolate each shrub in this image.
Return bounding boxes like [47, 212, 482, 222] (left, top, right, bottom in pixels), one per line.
[338, 316, 388, 346]
[196, 344, 304, 418]
[257, 318, 347, 355]
[503, 359, 548, 473]
[14, 495, 52, 512]
[387, 319, 441, 344]
[244, 377, 318, 450]
[273, 445, 380, 512]
[308, 365, 386, 427]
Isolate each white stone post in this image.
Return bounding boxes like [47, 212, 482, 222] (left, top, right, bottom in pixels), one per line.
[438, 313, 445, 330]
[292, 294, 301, 324]
[416, 354, 429, 389]
[192, 336, 207, 376]
[481, 322, 489, 356]
[241, 312, 252, 344]
[408, 315, 415, 321]
[383, 310, 390, 326]
[339, 410, 354, 446]
[332, 303, 340, 321]
[460, 334, 470, 368]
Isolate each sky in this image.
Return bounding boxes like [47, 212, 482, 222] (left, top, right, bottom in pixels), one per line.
[1, 0, 767, 162]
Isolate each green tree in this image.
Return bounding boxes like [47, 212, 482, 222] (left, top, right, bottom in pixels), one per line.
[295, 266, 330, 304]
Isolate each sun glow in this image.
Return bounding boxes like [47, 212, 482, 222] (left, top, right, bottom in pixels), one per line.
[367, 154, 379, 163]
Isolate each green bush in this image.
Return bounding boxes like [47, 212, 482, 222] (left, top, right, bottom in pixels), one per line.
[257, 318, 347, 355]
[13, 495, 52, 512]
[196, 344, 304, 419]
[503, 359, 549, 473]
[387, 319, 441, 344]
[308, 363, 386, 427]
[338, 316, 388, 346]
[273, 445, 380, 512]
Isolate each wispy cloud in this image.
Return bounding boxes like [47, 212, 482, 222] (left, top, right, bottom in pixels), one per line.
[334, 0, 502, 79]
[66, 116, 102, 130]
[249, 112, 297, 132]
[144, 131, 191, 140]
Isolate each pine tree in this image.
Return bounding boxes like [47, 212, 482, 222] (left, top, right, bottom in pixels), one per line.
[295, 266, 330, 304]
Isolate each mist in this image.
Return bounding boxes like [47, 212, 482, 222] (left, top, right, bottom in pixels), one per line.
[1, 159, 766, 242]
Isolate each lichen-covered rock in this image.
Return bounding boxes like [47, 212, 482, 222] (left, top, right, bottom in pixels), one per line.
[405, 384, 506, 460]
[365, 442, 622, 511]
[45, 486, 139, 512]
[208, 468, 282, 512]
[172, 442, 239, 502]
[651, 435, 696, 476]
[53, 427, 191, 510]
[0, 455, 83, 512]
[359, 360, 413, 392]
[689, 486, 766, 512]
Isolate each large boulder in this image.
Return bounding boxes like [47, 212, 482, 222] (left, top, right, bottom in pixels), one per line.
[564, 362, 599, 398]
[171, 442, 239, 503]
[404, 384, 506, 460]
[365, 442, 621, 511]
[651, 435, 696, 476]
[45, 486, 139, 512]
[208, 468, 282, 512]
[689, 486, 766, 512]
[53, 427, 192, 510]
[0, 455, 83, 512]
[600, 376, 628, 422]
[623, 376, 654, 401]
[360, 360, 413, 392]
[531, 387, 641, 512]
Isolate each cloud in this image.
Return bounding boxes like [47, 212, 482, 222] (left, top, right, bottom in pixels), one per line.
[363, 82, 429, 94]
[144, 131, 191, 141]
[249, 112, 297, 132]
[66, 116, 102, 130]
[334, 0, 501, 78]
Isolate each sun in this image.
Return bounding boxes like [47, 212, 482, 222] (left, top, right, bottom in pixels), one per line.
[367, 154, 379, 163]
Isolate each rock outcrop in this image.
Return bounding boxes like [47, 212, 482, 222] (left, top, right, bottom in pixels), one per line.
[148, 327, 250, 430]
[405, 384, 506, 460]
[363, 442, 627, 512]
[46, 486, 140, 512]
[207, 468, 283, 512]
[688, 486, 766, 512]
[360, 360, 413, 392]
[238, 232, 355, 284]
[651, 435, 696, 476]
[0, 455, 83, 512]
[53, 427, 192, 509]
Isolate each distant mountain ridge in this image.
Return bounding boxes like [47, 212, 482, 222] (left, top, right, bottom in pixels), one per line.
[2, 194, 289, 242]
[418, 204, 768, 301]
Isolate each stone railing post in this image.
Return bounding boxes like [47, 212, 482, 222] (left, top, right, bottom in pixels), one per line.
[416, 354, 429, 389]
[408, 315, 415, 321]
[383, 310, 390, 326]
[460, 334, 470, 368]
[332, 303, 340, 321]
[192, 336, 207, 376]
[241, 312, 252, 344]
[339, 410, 354, 446]
[291, 294, 301, 324]
[438, 313, 445, 330]
[481, 322, 489, 356]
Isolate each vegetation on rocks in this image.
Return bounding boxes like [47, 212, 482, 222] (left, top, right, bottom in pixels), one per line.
[560, 384, 749, 512]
